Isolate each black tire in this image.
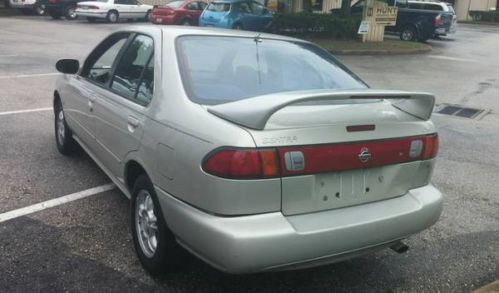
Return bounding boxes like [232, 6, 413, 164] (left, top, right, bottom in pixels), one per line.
[180, 18, 191, 26]
[131, 175, 181, 276]
[400, 25, 417, 42]
[54, 102, 77, 156]
[106, 10, 118, 23]
[87, 17, 96, 23]
[49, 11, 62, 19]
[34, 4, 46, 16]
[64, 5, 77, 20]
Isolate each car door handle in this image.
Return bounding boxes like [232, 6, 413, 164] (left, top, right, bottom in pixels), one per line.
[127, 116, 140, 128]
[88, 95, 97, 102]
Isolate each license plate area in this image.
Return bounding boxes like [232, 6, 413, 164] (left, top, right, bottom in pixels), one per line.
[281, 162, 421, 215]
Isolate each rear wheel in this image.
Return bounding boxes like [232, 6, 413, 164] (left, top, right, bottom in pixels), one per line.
[107, 10, 118, 23]
[400, 26, 417, 41]
[54, 103, 77, 155]
[131, 175, 181, 276]
[64, 5, 77, 20]
[180, 18, 191, 26]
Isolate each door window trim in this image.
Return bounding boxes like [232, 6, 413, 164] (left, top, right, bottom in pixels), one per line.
[80, 32, 156, 108]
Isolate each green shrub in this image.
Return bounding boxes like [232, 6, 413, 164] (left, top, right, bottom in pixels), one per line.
[270, 12, 362, 39]
[469, 10, 499, 22]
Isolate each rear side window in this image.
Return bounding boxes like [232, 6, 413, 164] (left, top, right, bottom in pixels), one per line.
[408, 3, 423, 9]
[424, 4, 443, 11]
[198, 1, 207, 9]
[166, 0, 184, 8]
[187, 2, 199, 10]
[207, 2, 230, 11]
[176, 36, 366, 105]
[82, 33, 130, 85]
[111, 34, 154, 104]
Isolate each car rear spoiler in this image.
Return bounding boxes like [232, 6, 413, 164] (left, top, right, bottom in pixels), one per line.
[207, 89, 435, 130]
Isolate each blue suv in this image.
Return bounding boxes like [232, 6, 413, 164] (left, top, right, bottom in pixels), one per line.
[199, 0, 273, 31]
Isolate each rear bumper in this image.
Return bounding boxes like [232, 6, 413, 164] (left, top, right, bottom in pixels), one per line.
[157, 184, 442, 274]
[149, 14, 177, 24]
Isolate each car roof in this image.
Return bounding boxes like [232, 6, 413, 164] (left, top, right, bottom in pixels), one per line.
[117, 25, 306, 43]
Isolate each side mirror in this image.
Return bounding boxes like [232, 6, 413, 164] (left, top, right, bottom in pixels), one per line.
[56, 59, 79, 74]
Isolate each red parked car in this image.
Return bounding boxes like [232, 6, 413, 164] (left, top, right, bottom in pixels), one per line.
[149, 0, 208, 25]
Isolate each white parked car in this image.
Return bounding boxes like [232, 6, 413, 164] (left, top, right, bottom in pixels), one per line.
[75, 0, 153, 23]
[8, 0, 44, 15]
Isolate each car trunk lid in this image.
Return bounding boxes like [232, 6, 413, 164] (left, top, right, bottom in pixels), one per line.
[207, 89, 437, 215]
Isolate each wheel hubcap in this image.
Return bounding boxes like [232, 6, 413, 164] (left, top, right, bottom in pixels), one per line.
[57, 110, 65, 144]
[110, 13, 117, 22]
[135, 190, 158, 258]
[68, 8, 76, 18]
[402, 31, 413, 40]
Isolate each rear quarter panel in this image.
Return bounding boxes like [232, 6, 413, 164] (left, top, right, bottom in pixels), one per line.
[138, 30, 281, 215]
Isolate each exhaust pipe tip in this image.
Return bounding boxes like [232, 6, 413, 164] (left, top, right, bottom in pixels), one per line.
[390, 241, 409, 254]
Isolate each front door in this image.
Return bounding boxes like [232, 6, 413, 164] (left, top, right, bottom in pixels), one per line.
[67, 33, 130, 152]
[91, 34, 155, 177]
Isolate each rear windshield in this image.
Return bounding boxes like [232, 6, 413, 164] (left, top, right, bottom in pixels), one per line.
[176, 36, 367, 105]
[166, 1, 184, 8]
[206, 2, 231, 12]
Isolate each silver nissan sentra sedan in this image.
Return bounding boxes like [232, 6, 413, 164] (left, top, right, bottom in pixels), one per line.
[53, 25, 443, 275]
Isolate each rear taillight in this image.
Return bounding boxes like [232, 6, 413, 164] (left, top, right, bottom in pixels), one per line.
[433, 15, 442, 26]
[203, 134, 438, 179]
[203, 149, 280, 179]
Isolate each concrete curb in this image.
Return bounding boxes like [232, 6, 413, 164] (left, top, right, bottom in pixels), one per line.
[473, 280, 499, 293]
[330, 45, 432, 55]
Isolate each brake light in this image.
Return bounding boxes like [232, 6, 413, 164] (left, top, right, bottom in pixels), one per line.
[433, 15, 442, 26]
[203, 149, 279, 179]
[422, 134, 439, 160]
[203, 134, 438, 179]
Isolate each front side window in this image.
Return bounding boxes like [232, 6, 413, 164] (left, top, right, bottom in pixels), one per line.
[238, 2, 251, 13]
[198, 1, 207, 9]
[187, 2, 199, 9]
[82, 33, 129, 85]
[206, 2, 230, 11]
[111, 34, 154, 104]
[250, 1, 264, 14]
[176, 36, 366, 105]
[166, 0, 184, 8]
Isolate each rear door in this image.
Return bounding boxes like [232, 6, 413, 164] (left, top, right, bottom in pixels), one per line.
[91, 33, 155, 177]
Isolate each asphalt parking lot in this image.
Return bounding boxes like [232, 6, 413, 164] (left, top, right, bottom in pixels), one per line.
[0, 15, 498, 292]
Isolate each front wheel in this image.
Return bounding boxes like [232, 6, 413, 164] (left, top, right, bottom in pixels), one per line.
[107, 10, 118, 23]
[34, 4, 46, 16]
[400, 26, 417, 41]
[64, 5, 77, 20]
[54, 104, 77, 155]
[180, 18, 191, 26]
[131, 175, 181, 276]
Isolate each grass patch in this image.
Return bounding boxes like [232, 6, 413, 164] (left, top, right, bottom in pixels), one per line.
[307, 38, 432, 54]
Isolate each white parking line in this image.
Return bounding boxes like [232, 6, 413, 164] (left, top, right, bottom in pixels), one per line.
[0, 107, 52, 116]
[0, 184, 116, 223]
[0, 72, 61, 79]
[427, 55, 477, 63]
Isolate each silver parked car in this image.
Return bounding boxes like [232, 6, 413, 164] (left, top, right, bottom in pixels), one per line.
[53, 26, 442, 275]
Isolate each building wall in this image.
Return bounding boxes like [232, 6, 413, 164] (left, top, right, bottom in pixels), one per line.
[454, 0, 496, 20]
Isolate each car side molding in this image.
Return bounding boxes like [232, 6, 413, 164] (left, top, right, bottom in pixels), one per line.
[207, 89, 436, 130]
